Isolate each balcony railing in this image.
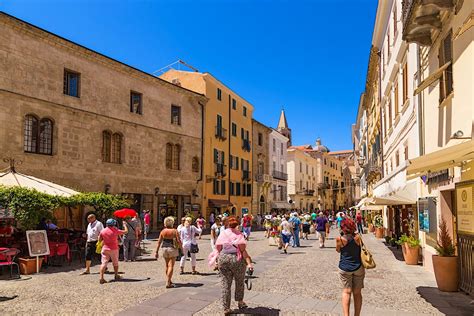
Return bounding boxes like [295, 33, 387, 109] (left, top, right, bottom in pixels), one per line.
[215, 126, 227, 140]
[242, 170, 251, 181]
[242, 139, 251, 152]
[214, 163, 226, 177]
[272, 170, 288, 180]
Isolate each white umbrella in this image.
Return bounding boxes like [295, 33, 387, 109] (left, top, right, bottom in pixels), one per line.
[0, 170, 79, 197]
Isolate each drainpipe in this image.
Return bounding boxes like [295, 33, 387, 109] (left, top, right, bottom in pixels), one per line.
[416, 45, 425, 156]
[198, 100, 205, 183]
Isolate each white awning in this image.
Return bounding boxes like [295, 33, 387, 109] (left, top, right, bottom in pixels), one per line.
[372, 181, 417, 206]
[0, 171, 79, 197]
[407, 140, 474, 180]
[361, 204, 384, 211]
[414, 62, 451, 96]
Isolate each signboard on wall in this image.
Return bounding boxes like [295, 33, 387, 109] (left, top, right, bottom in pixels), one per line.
[456, 184, 474, 235]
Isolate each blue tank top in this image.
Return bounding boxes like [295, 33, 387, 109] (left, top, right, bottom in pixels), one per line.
[339, 235, 362, 272]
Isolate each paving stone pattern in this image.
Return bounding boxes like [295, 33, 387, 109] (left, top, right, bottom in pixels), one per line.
[119, 229, 474, 315]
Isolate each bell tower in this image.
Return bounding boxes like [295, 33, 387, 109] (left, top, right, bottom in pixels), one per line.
[277, 109, 291, 146]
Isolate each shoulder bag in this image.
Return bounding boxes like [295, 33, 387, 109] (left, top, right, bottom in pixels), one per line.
[359, 234, 376, 269]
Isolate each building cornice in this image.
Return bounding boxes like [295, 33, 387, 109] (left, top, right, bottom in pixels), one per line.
[0, 12, 207, 103]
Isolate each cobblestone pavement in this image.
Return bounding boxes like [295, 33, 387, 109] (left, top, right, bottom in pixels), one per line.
[119, 229, 474, 316]
[1, 229, 473, 315]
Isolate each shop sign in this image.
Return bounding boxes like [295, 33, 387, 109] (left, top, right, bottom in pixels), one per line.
[456, 185, 473, 235]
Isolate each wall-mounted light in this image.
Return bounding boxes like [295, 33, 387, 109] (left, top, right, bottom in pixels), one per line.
[154, 187, 160, 196]
[451, 130, 471, 140]
[104, 184, 111, 194]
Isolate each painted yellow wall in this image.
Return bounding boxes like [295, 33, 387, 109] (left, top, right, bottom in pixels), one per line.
[160, 70, 254, 219]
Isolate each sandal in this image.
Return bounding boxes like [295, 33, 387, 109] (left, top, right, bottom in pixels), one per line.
[192, 271, 198, 275]
[166, 283, 175, 289]
[80, 271, 90, 275]
[224, 309, 232, 315]
[99, 279, 107, 284]
[238, 302, 248, 309]
[114, 275, 123, 280]
[180, 270, 184, 275]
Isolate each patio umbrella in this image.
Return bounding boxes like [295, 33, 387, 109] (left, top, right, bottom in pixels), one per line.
[114, 208, 137, 218]
[0, 169, 79, 197]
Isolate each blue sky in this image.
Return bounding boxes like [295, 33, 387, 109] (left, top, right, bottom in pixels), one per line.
[1, 0, 377, 151]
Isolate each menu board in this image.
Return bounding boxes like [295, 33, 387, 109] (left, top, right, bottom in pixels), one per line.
[457, 185, 474, 235]
[26, 230, 50, 257]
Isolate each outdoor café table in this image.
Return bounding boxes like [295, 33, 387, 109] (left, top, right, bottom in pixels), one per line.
[45, 242, 71, 264]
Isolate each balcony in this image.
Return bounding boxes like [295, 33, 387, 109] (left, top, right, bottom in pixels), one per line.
[242, 139, 251, 152]
[402, 0, 455, 46]
[272, 170, 288, 181]
[256, 173, 272, 183]
[242, 170, 251, 181]
[214, 163, 226, 177]
[215, 126, 227, 140]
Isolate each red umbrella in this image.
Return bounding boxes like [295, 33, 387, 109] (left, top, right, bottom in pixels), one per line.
[114, 208, 137, 219]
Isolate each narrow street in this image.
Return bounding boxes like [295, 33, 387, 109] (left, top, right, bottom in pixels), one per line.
[118, 230, 473, 316]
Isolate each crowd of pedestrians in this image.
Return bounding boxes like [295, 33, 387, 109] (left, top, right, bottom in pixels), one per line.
[81, 207, 367, 315]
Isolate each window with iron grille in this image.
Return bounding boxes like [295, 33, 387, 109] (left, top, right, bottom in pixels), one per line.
[111, 133, 122, 164]
[171, 105, 181, 125]
[24, 115, 53, 155]
[102, 130, 112, 162]
[63, 69, 80, 97]
[192, 157, 199, 172]
[130, 91, 142, 114]
[172, 144, 181, 170]
[166, 143, 173, 169]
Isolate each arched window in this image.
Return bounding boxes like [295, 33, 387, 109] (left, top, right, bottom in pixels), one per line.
[24, 115, 39, 153]
[102, 131, 112, 162]
[166, 143, 173, 169]
[24, 115, 53, 155]
[172, 144, 181, 170]
[102, 131, 122, 164]
[192, 156, 199, 173]
[111, 133, 122, 164]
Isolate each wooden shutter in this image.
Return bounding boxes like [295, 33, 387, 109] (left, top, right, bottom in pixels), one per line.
[221, 180, 226, 195]
[214, 149, 218, 163]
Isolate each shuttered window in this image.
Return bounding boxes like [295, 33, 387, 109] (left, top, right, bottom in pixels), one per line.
[439, 31, 453, 102]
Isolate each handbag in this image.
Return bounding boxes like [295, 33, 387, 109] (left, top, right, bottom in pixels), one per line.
[359, 235, 376, 269]
[190, 243, 199, 253]
[95, 240, 103, 254]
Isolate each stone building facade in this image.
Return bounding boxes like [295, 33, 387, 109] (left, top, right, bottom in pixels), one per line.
[251, 119, 271, 215]
[0, 13, 207, 229]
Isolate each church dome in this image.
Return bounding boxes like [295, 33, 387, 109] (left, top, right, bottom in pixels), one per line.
[313, 138, 329, 152]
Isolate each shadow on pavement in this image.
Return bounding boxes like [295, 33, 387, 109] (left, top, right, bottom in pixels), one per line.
[110, 277, 151, 283]
[383, 243, 404, 261]
[0, 295, 18, 302]
[230, 306, 281, 315]
[196, 272, 218, 276]
[416, 286, 474, 316]
[173, 282, 204, 288]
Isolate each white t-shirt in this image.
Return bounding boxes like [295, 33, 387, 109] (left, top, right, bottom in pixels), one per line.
[179, 225, 202, 247]
[86, 220, 104, 242]
[280, 220, 292, 236]
[211, 223, 220, 241]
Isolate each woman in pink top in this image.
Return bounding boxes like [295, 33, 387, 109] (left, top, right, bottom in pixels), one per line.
[98, 219, 127, 284]
[196, 215, 205, 239]
[208, 216, 253, 314]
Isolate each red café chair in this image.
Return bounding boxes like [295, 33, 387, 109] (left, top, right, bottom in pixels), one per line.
[0, 248, 20, 279]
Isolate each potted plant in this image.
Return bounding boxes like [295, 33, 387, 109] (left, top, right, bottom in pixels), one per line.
[373, 215, 384, 238]
[368, 222, 375, 233]
[19, 257, 44, 275]
[432, 217, 458, 292]
[397, 234, 420, 265]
